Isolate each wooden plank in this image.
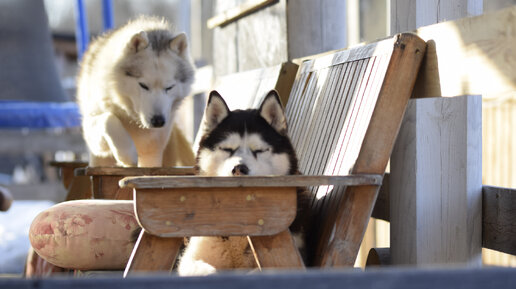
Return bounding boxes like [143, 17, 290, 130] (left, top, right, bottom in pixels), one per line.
[120, 174, 383, 189]
[124, 230, 182, 276]
[76, 166, 195, 176]
[133, 187, 297, 237]
[303, 63, 342, 176]
[482, 185, 516, 255]
[390, 95, 482, 266]
[249, 230, 305, 269]
[207, 0, 279, 28]
[315, 33, 427, 267]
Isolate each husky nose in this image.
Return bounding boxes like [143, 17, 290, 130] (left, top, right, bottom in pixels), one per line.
[232, 164, 249, 176]
[150, 115, 165, 127]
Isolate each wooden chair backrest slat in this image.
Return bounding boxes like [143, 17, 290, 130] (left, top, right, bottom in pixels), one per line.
[282, 33, 426, 266]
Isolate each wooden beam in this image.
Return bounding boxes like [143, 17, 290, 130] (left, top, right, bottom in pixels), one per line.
[410, 6, 515, 100]
[482, 185, 516, 255]
[390, 95, 482, 266]
[207, 0, 279, 28]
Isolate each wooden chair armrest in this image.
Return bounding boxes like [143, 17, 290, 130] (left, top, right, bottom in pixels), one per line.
[119, 174, 383, 189]
[49, 160, 88, 168]
[74, 166, 195, 176]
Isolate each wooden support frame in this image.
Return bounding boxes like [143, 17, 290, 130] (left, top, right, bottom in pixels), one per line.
[119, 33, 426, 274]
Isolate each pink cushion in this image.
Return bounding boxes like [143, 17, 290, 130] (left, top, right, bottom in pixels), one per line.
[29, 199, 139, 270]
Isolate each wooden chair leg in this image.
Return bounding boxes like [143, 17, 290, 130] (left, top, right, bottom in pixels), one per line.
[124, 230, 182, 277]
[249, 229, 305, 270]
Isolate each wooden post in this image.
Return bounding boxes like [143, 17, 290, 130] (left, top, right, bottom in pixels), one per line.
[390, 95, 482, 266]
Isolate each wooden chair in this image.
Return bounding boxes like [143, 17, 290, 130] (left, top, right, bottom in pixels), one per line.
[120, 33, 427, 274]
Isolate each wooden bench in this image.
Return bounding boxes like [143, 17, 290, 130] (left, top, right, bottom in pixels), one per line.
[120, 32, 427, 274]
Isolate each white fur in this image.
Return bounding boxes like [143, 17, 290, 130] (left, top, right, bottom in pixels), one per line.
[197, 133, 290, 176]
[77, 17, 194, 167]
[177, 91, 294, 276]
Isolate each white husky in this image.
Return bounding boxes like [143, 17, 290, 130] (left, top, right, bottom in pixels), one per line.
[77, 16, 195, 167]
[177, 90, 309, 276]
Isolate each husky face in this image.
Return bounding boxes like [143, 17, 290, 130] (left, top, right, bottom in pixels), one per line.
[116, 31, 195, 129]
[196, 90, 298, 176]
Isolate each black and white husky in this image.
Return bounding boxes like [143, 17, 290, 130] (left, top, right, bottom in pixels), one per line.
[177, 90, 310, 275]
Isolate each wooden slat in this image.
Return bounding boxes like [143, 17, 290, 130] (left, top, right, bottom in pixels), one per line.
[133, 187, 297, 237]
[308, 64, 347, 175]
[120, 174, 383, 189]
[124, 230, 182, 276]
[482, 185, 516, 255]
[249, 230, 305, 269]
[297, 67, 332, 172]
[315, 33, 427, 267]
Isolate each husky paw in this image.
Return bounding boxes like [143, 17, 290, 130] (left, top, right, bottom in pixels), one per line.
[178, 260, 217, 276]
[113, 145, 138, 167]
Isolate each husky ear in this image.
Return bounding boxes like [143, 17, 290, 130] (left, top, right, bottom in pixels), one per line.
[259, 90, 288, 135]
[128, 31, 149, 53]
[170, 33, 188, 57]
[203, 91, 230, 133]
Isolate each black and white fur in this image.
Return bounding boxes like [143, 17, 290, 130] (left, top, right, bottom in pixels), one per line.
[177, 90, 310, 276]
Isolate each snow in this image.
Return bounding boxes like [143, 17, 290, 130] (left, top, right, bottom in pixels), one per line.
[0, 200, 54, 274]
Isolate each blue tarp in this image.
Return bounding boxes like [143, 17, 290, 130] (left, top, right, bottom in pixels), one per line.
[0, 101, 81, 129]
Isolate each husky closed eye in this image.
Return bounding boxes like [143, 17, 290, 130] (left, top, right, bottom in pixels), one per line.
[251, 148, 269, 158]
[138, 82, 149, 90]
[219, 147, 237, 156]
[165, 85, 175, 92]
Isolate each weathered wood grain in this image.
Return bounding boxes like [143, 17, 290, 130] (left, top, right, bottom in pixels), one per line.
[249, 230, 305, 269]
[315, 33, 426, 267]
[76, 166, 195, 176]
[120, 174, 383, 189]
[124, 230, 182, 276]
[390, 96, 483, 266]
[134, 187, 297, 237]
[483, 185, 516, 256]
